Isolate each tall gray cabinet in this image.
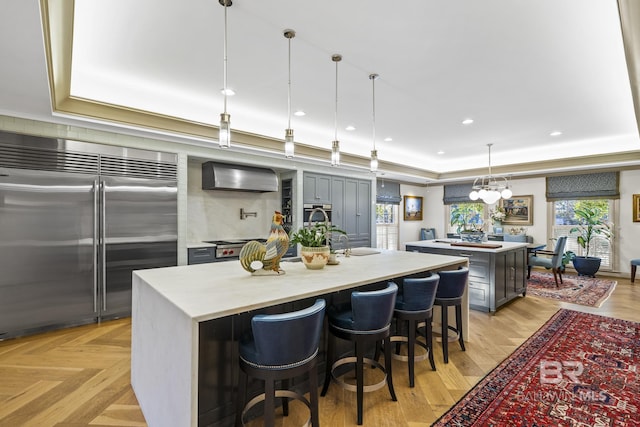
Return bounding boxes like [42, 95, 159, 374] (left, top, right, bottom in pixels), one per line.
[303, 172, 372, 248]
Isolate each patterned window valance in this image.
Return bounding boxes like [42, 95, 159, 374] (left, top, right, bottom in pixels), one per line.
[443, 183, 473, 205]
[546, 172, 619, 201]
[376, 180, 402, 204]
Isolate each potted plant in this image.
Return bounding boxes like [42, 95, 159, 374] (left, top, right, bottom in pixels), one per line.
[289, 222, 346, 269]
[569, 206, 612, 277]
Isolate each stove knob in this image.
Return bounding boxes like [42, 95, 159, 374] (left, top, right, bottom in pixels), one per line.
[229, 249, 235, 255]
[222, 250, 228, 255]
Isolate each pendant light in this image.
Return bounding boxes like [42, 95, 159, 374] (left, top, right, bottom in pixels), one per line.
[331, 54, 342, 166]
[218, 0, 232, 148]
[369, 73, 379, 172]
[469, 143, 513, 204]
[284, 29, 296, 158]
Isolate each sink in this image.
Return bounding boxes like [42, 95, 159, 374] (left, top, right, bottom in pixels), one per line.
[349, 248, 381, 256]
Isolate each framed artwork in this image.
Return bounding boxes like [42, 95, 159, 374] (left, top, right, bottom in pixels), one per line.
[634, 194, 640, 222]
[403, 195, 423, 221]
[500, 195, 533, 225]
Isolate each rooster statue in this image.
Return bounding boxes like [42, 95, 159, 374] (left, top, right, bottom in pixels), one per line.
[239, 211, 290, 275]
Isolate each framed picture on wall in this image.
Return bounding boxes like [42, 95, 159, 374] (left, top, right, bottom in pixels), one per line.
[634, 194, 640, 222]
[403, 195, 423, 221]
[499, 195, 533, 225]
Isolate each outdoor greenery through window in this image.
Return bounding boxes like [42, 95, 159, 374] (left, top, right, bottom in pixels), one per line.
[376, 203, 398, 250]
[551, 199, 614, 270]
[447, 202, 485, 234]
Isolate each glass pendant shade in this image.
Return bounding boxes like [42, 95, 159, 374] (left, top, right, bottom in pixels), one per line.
[284, 128, 294, 158]
[370, 149, 378, 172]
[331, 140, 340, 166]
[219, 112, 231, 148]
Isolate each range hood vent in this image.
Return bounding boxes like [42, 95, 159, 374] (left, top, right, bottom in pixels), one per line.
[202, 162, 279, 192]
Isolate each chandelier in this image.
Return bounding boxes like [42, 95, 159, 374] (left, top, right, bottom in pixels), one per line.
[218, 0, 232, 148]
[469, 143, 512, 204]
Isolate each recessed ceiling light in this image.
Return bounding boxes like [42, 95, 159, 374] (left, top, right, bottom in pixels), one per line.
[384, 137, 392, 142]
[294, 110, 306, 116]
[221, 88, 235, 96]
[462, 119, 474, 125]
[550, 131, 563, 137]
[345, 125, 356, 131]
[437, 150, 445, 155]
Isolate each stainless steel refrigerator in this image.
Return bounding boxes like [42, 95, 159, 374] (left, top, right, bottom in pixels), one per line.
[0, 133, 177, 339]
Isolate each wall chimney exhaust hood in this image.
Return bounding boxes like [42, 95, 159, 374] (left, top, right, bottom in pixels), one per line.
[202, 162, 279, 192]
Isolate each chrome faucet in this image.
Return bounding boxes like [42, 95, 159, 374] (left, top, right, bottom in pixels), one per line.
[337, 234, 351, 257]
[306, 207, 329, 229]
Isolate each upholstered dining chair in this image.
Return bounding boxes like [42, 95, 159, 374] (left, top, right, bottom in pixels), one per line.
[420, 227, 436, 240]
[528, 236, 567, 287]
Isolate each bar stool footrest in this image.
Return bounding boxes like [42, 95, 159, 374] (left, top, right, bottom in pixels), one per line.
[388, 336, 431, 362]
[240, 389, 312, 427]
[331, 356, 388, 393]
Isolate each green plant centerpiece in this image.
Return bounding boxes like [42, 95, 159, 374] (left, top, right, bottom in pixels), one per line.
[289, 222, 346, 270]
[450, 203, 485, 243]
[569, 205, 612, 277]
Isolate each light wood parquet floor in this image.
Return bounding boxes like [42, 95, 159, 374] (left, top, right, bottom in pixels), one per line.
[1, 275, 638, 426]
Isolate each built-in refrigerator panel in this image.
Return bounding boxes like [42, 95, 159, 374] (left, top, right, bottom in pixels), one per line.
[101, 176, 177, 319]
[0, 168, 98, 338]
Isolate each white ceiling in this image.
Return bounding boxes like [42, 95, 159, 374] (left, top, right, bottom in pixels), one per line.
[1, 0, 639, 181]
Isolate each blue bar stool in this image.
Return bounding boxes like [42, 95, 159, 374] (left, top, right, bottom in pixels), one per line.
[235, 299, 326, 427]
[390, 274, 439, 387]
[434, 267, 469, 363]
[320, 282, 398, 425]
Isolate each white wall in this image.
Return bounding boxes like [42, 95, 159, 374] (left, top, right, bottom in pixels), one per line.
[399, 172, 640, 275]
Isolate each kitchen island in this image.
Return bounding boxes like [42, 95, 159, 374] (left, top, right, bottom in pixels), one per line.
[131, 250, 468, 427]
[405, 240, 528, 312]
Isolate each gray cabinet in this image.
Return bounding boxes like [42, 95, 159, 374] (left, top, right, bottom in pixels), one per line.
[405, 244, 527, 312]
[188, 247, 216, 265]
[331, 177, 371, 248]
[303, 173, 331, 204]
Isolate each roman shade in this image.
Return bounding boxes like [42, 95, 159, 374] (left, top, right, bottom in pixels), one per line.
[545, 172, 619, 201]
[376, 180, 402, 204]
[443, 183, 473, 205]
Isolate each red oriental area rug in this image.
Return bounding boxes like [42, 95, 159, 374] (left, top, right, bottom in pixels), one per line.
[432, 309, 640, 426]
[526, 271, 617, 307]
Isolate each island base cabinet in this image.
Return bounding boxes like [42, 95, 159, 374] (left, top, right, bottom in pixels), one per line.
[494, 249, 527, 308]
[406, 244, 527, 312]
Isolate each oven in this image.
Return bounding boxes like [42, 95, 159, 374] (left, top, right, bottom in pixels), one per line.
[202, 238, 267, 262]
[303, 203, 332, 226]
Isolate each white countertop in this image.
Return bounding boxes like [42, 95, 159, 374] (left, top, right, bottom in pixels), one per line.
[133, 249, 467, 322]
[405, 239, 528, 253]
[186, 242, 216, 248]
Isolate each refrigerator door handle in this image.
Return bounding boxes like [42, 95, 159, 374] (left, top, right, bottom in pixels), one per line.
[93, 180, 99, 313]
[101, 180, 107, 312]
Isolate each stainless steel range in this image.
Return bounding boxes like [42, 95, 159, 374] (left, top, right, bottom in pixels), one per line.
[203, 239, 267, 261]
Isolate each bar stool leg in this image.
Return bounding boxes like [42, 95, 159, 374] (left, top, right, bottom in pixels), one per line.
[425, 317, 436, 371]
[456, 305, 465, 351]
[309, 364, 320, 427]
[383, 335, 397, 401]
[632, 264, 637, 283]
[355, 340, 365, 425]
[441, 305, 449, 364]
[264, 379, 276, 427]
[407, 319, 416, 387]
[281, 379, 289, 416]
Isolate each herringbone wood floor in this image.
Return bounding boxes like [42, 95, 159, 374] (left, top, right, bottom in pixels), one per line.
[1, 275, 638, 427]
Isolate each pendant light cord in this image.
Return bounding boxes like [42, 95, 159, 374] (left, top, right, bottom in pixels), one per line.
[334, 58, 339, 141]
[287, 35, 292, 129]
[223, 1, 228, 114]
[372, 74, 377, 151]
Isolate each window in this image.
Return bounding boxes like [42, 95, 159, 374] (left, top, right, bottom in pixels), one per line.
[376, 203, 398, 250]
[447, 202, 485, 234]
[551, 199, 615, 271]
